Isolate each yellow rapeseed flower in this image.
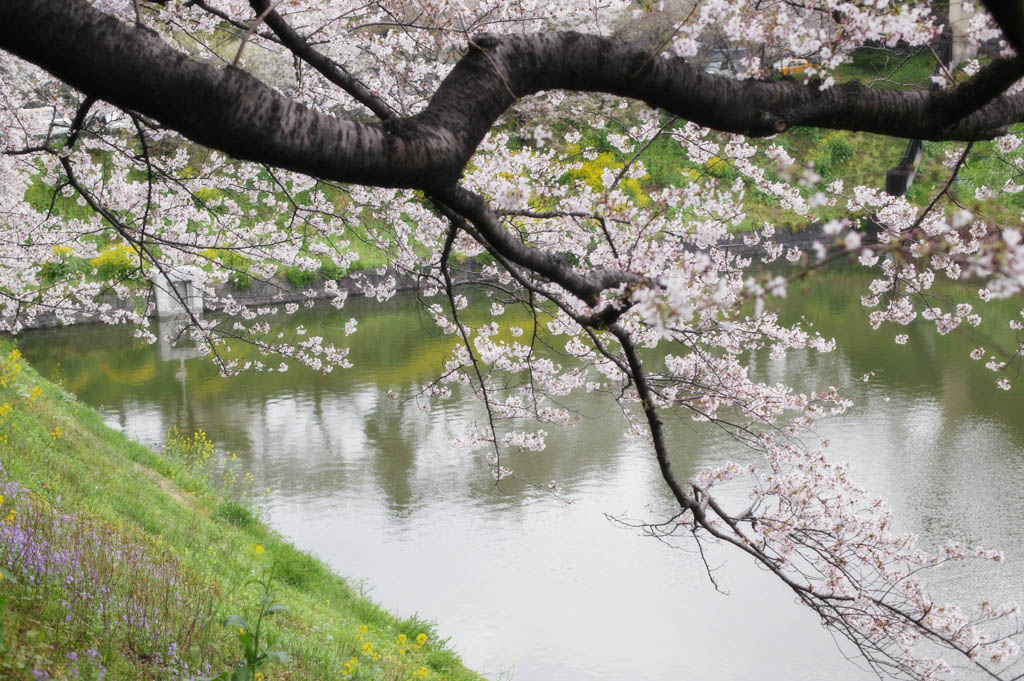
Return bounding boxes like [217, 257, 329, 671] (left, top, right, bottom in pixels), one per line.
[0, 349, 22, 387]
[340, 656, 358, 678]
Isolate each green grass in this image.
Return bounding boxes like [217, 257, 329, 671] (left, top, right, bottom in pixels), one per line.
[0, 341, 484, 681]
[832, 48, 937, 89]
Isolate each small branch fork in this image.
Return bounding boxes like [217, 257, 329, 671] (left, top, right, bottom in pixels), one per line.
[245, 0, 398, 121]
[436, 215, 503, 478]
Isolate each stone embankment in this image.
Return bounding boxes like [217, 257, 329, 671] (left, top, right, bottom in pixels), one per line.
[720, 223, 827, 258]
[21, 258, 488, 330]
[22, 225, 830, 331]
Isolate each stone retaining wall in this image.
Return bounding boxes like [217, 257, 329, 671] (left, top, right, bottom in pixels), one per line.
[20, 226, 831, 331]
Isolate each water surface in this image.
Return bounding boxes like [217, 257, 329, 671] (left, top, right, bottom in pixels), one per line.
[18, 270, 1024, 681]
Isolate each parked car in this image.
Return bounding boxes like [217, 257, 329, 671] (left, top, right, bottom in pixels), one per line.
[773, 57, 814, 76]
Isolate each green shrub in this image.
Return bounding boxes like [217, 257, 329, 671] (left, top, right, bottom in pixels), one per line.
[704, 155, 736, 179]
[473, 252, 496, 267]
[212, 498, 256, 528]
[318, 262, 347, 281]
[90, 244, 138, 280]
[199, 249, 254, 290]
[283, 267, 317, 288]
[811, 131, 853, 177]
[228, 271, 252, 291]
[40, 252, 87, 283]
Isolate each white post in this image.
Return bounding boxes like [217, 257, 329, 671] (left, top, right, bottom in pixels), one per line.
[949, 0, 976, 67]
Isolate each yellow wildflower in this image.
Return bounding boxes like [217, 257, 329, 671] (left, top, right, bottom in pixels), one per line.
[415, 633, 428, 648]
[0, 349, 22, 388]
[340, 656, 358, 678]
[251, 543, 264, 555]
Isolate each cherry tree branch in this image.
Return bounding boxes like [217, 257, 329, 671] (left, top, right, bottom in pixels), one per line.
[3, 0, 1024, 194]
[612, 325, 695, 511]
[246, 0, 398, 121]
[435, 186, 646, 306]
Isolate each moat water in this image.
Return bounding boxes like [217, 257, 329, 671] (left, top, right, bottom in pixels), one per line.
[18, 269, 1024, 680]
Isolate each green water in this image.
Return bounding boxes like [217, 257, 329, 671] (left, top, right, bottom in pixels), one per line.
[17, 269, 1024, 681]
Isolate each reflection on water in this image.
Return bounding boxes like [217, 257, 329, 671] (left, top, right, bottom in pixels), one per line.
[17, 270, 1024, 681]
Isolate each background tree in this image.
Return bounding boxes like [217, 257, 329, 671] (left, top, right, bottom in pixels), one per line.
[3, 1, 1024, 678]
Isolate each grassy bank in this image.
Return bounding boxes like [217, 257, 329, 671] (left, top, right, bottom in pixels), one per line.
[0, 340, 484, 681]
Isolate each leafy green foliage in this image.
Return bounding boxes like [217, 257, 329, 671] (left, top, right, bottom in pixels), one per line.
[318, 261, 347, 281]
[90, 244, 140, 280]
[213, 499, 257, 529]
[283, 267, 318, 288]
[810, 132, 854, 178]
